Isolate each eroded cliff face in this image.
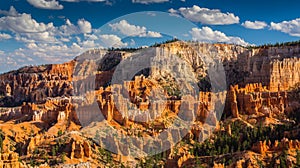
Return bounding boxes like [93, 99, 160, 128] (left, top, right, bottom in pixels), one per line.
[269, 57, 300, 91]
[0, 41, 300, 167]
[0, 61, 75, 106]
[159, 42, 300, 92]
[226, 83, 288, 119]
[234, 46, 300, 91]
[1, 42, 300, 107]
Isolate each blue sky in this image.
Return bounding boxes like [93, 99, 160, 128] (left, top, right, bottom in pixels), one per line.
[0, 0, 299, 73]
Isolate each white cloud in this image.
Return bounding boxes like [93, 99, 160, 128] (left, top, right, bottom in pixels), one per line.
[270, 18, 300, 37]
[17, 41, 93, 63]
[58, 19, 79, 36]
[0, 6, 102, 73]
[0, 8, 57, 43]
[0, 6, 19, 16]
[27, 0, 63, 10]
[132, 0, 169, 4]
[12, 18, 92, 43]
[147, 31, 162, 38]
[99, 34, 127, 48]
[109, 20, 162, 38]
[242, 21, 268, 29]
[190, 27, 249, 46]
[170, 5, 239, 25]
[61, 0, 105, 2]
[58, 19, 92, 36]
[59, 37, 71, 42]
[0, 13, 55, 34]
[0, 10, 59, 43]
[77, 19, 92, 34]
[80, 40, 97, 48]
[0, 41, 97, 73]
[84, 34, 98, 40]
[110, 20, 146, 36]
[15, 31, 57, 43]
[0, 7, 93, 41]
[168, 8, 177, 14]
[0, 33, 12, 40]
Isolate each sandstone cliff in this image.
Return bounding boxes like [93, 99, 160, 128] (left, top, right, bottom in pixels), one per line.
[0, 41, 299, 167]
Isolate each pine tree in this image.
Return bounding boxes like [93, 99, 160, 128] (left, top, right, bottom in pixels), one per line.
[223, 145, 229, 154]
[61, 152, 66, 163]
[195, 156, 201, 166]
[51, 146, 56, 156]
[296, 149, 300, 166]
[0, 134, 3, 153]
[279, 149, 288, 168]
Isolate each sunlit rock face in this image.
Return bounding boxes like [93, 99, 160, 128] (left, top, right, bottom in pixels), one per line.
[1, 42, 300, 107]
[0, 61, 75, 107]
[0, 41, 300, 167]
[0, 41, 300, 130]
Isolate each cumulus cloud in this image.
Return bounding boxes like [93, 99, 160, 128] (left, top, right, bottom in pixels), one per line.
[270, 18, 300, 37]
[58, 19, 92, 36]
[0, 12, 55, 34]
[0, 40, 103, 73]
[58, 19, 80, 36]
[80, 40, 98, 48]
[77, 19, 92, 34]
[23, 42, 83, 60]
[99, 34, 127, 48]
[0, 9, 59, 43]
[0, 6, 19, 16]
[0, 6, 94, 43]
[13, 17, 92, 43]
[0, 44, 68, 72]
[109, 20, 146, 36]
[15, 32, 57, 43]
[147, 31, 162, 38]
[132, 0, 169, 4]
[0, 6, 101, 72]
[27, 0, 63, 10]
[61, 0, 105, 2]
[0, 33, 12, 40]
[242, 21, 268, 29]
[169, 5, 239, 25]
[84, 34, 98, 40]
[168, 8, 177, 14]
[109, 20, 162, 37]
[190, 27, 249, 46]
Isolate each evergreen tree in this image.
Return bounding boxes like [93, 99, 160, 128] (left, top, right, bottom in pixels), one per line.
[61, 152, 66, 163]
[0, 134, 3, 153]
[279, 149, 288, 168]
[296, 150, 300, 166]
[51, 146, 56, 156]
